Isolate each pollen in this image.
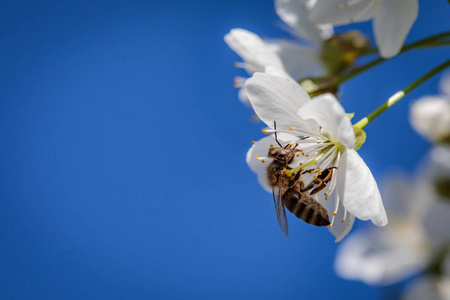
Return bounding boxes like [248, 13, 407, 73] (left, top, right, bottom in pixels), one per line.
[251, 140, 255, 144]
[289, 143, 293, 146]
[288, 126, 293, 130]
[313, 175, 317, 179]
[318, 171, 322, 176]
[333, 212, 337, 216]
[284, 170, 292, 177]
[255, 156, 259, 160]
[261, 160, 266, 163]
[262, 129, 268, 134]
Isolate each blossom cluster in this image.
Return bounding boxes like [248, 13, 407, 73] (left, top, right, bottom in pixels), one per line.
[225, 0, 449, 298]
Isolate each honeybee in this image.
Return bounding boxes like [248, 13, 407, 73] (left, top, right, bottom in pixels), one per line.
[265, 122, 338, 237]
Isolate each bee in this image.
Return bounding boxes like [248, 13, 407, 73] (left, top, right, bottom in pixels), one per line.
[264, 123, 339, 237]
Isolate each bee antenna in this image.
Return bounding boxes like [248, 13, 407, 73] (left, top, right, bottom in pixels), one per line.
[273, 121, 282, 147]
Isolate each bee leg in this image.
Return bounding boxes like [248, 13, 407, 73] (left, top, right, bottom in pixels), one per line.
[309, 179, 326, 195]
[300, 178, 323, 194]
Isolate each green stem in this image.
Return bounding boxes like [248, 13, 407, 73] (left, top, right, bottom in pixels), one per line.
[362, 31, 450, 55]
[334, 39, 450, 87]
[353, 59, 450, 129]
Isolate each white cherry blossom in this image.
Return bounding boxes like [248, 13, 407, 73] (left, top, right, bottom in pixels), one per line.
[246, 72, 387, 241]
[334, 174, 431, 285]
[310, 0, 419, 58]
[335, 147, 450, 285]
[225, 0, 332, 105]
[410, 72, 450, 143]
[225, 28, 324, 104]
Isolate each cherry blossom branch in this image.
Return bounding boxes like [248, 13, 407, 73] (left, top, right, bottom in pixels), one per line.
[334, 34, 450, 87]
[307, 33, 450, 98]
[353, 59, 450, 130]
[361, 31, 450, 55]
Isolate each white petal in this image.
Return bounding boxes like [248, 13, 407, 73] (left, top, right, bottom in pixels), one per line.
[224, 29, 284, 74]
[331, 212, 356, 242]
[245, 73, 318, 135]
[313, 192, 355, 242]
[337, 150, 388, 226]
[275, 0, 333, 41]
[373, 0, 418, 58]
[409, 96, 450, 142]
[297, 93, 355, 149]
[266, 40, 326, 79]
[310, 0, 379, 26]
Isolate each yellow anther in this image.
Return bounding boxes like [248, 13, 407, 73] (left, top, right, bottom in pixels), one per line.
[263, 129, 268, 134]
[288, 126, 293, 130]
[299, 162, 303, 166]
[344, 2, 349, 6]
[255, 156, 259, 160]
[284, 170, 292, 177]
[296, 154, 300, 157]
[270, 144, 273, 147]
[318, 171, 322, 176]
[325, 197, 328, 201]
[299, 149, 303, 152]
[261, 160, 266, 163]
[251, 141, 255, 144]
[333, 212, 337, 216]
[329, 225, 333, 228]
[324, 193, 328, 197]
[289, 143, 293, 146]
[306, 154, 309, 157]
[342, 219, 345, 223]
[313, 175, 317, 179]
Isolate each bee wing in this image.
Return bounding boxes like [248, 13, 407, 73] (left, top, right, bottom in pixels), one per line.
[273, 179, 289, 238]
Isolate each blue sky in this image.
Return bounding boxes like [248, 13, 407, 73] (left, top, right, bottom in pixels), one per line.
[0, 1, 449, 299]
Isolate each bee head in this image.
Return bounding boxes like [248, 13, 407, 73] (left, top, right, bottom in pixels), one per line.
[268, 147, 295, 164]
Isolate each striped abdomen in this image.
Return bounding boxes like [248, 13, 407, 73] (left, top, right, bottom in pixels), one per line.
[282, 188, 330, 227]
